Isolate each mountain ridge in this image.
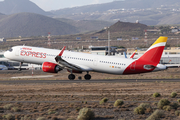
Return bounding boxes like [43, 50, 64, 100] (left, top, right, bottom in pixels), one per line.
[0, 13, 79, 38]
[0, 0, 49, 15]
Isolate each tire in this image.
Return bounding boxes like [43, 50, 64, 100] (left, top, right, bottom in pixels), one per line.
[68, 74, 75, 80]
[84, 74, 91, 80]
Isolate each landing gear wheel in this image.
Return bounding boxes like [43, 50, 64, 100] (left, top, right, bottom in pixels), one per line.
[68, 74, 75, 80]
[84, 74, 91, 80]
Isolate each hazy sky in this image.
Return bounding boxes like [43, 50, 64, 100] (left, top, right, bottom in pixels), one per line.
[28, 0, 114, 11]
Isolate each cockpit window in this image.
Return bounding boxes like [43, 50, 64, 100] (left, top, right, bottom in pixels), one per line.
[8, 48, 13, 52]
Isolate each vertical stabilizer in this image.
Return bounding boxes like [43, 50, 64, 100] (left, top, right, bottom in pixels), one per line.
[138, 36, 168, 66]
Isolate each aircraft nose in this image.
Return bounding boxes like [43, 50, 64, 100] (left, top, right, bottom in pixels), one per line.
[4, 51, 9, 58]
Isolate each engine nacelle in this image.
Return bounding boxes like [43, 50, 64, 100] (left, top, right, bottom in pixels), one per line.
[42, 62, 62, 73]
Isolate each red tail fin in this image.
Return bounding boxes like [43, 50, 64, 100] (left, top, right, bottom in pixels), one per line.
[138, 36, 168, 66]
[123, 36, 168, 74]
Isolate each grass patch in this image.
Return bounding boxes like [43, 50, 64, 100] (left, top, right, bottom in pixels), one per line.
[157, 99, 170, 109]
[134, 103, 152, 114]
[175, 110, 180, 116]
[3, 104, 13, 110]
[114, 99, 124, 107]
[4, 113, 15, 120]
[36, 117, 46, 120]
[12, 107, 21, 112]
[146, 110, 164, 120]
[152, 92, 161, 98]
[21, 116, 31, 120]
[77, 108, 95, 120]
[170, 92, 177, 98]
[48, 109, 56, 115]
[163, 105, 173, 111]
[99, 97, 108, 104]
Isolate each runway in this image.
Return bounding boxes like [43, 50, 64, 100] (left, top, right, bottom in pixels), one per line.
[0, 79, 180, 84]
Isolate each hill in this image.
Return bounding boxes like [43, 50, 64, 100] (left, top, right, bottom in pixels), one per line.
[90, 21, 148, 40]
[51, 0, 180, 25]
[51, 0, 180, 15]
[109, 21, 148, 32]
[0, 13, 5, 20]
[57, 18, 113, 33]
[0, 0, 49, 15]
[0, 13, 79, 38]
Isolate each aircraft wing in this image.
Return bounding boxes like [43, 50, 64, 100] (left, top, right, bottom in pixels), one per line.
[55, 47, 92, 71]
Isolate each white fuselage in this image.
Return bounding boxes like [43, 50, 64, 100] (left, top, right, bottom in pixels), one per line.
[4, 46, 135, 75]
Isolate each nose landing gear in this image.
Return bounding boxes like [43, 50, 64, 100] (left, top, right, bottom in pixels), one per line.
[18, 62, 23, 71]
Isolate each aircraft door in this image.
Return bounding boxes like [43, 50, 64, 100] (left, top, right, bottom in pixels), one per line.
[93, 58, 98, 66]
[15, 48, 19, 56]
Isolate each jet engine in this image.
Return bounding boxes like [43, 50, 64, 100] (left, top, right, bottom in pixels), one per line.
[42, 62, 62, 73]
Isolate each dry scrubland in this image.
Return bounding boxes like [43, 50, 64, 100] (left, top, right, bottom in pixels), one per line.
[0, 69, 180, 119]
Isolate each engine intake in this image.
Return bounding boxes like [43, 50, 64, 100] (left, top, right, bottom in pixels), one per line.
[42, 62, 62, 73]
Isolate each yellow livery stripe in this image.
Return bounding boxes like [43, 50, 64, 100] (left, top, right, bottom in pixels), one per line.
[152, 36, 168, 46]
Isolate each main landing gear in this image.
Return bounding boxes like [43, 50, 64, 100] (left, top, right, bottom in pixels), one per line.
[68, 72, 91, 80]
[68, 74, 75, 80]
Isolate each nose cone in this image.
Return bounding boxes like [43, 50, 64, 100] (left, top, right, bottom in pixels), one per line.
[4, 51, 9, 59]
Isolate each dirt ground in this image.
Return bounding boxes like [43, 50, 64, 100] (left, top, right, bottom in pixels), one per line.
[0, 68, 180, 120]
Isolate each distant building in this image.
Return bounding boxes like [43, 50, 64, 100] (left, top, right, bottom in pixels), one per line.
[76, 37, 81, 40]
[0, 38, 6, 42]
[117, 38, 122, 41]
[91, 36, 98, 39]
[89, 46, 117, 55]
[171, 29, 179, 33]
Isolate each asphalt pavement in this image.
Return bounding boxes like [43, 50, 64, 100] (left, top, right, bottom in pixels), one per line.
[0, 79, 180, 84]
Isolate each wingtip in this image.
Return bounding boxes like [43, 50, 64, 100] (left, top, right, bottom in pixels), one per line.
[59, 46, 66, 56]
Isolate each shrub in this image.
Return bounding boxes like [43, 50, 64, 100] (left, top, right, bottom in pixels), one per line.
[114, 99, 124, 107]
[139, 103, 151, 109]
[67, 118, 75, 120]
[134, 106, 145, 114]
[3, 104, 13, 110]
[163, 105, 173, 111]
[48, 109, 56, 115]
[146, 110, 164, 120]
[51, 116, 58, 120]
[134, 103, 152, 114]
[21, 116, 31, 120]
[175, 110, 180, 116]
[5, 113, 15, 120]
[153, 92, 161, 98]
[12, 107, 20, 112]
[171, 92, 177, 98]
[77, 108, 95, 120]
[36, 117, 46, 120]
[177, 99, 180, 103]
[157, 99, 170, 109]
[171, 102, 179, 109]
[99, 97, 108, 104]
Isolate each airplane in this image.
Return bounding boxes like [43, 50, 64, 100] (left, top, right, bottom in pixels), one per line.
[4, 36, 168, 80]
[0, 65, 8, 70]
